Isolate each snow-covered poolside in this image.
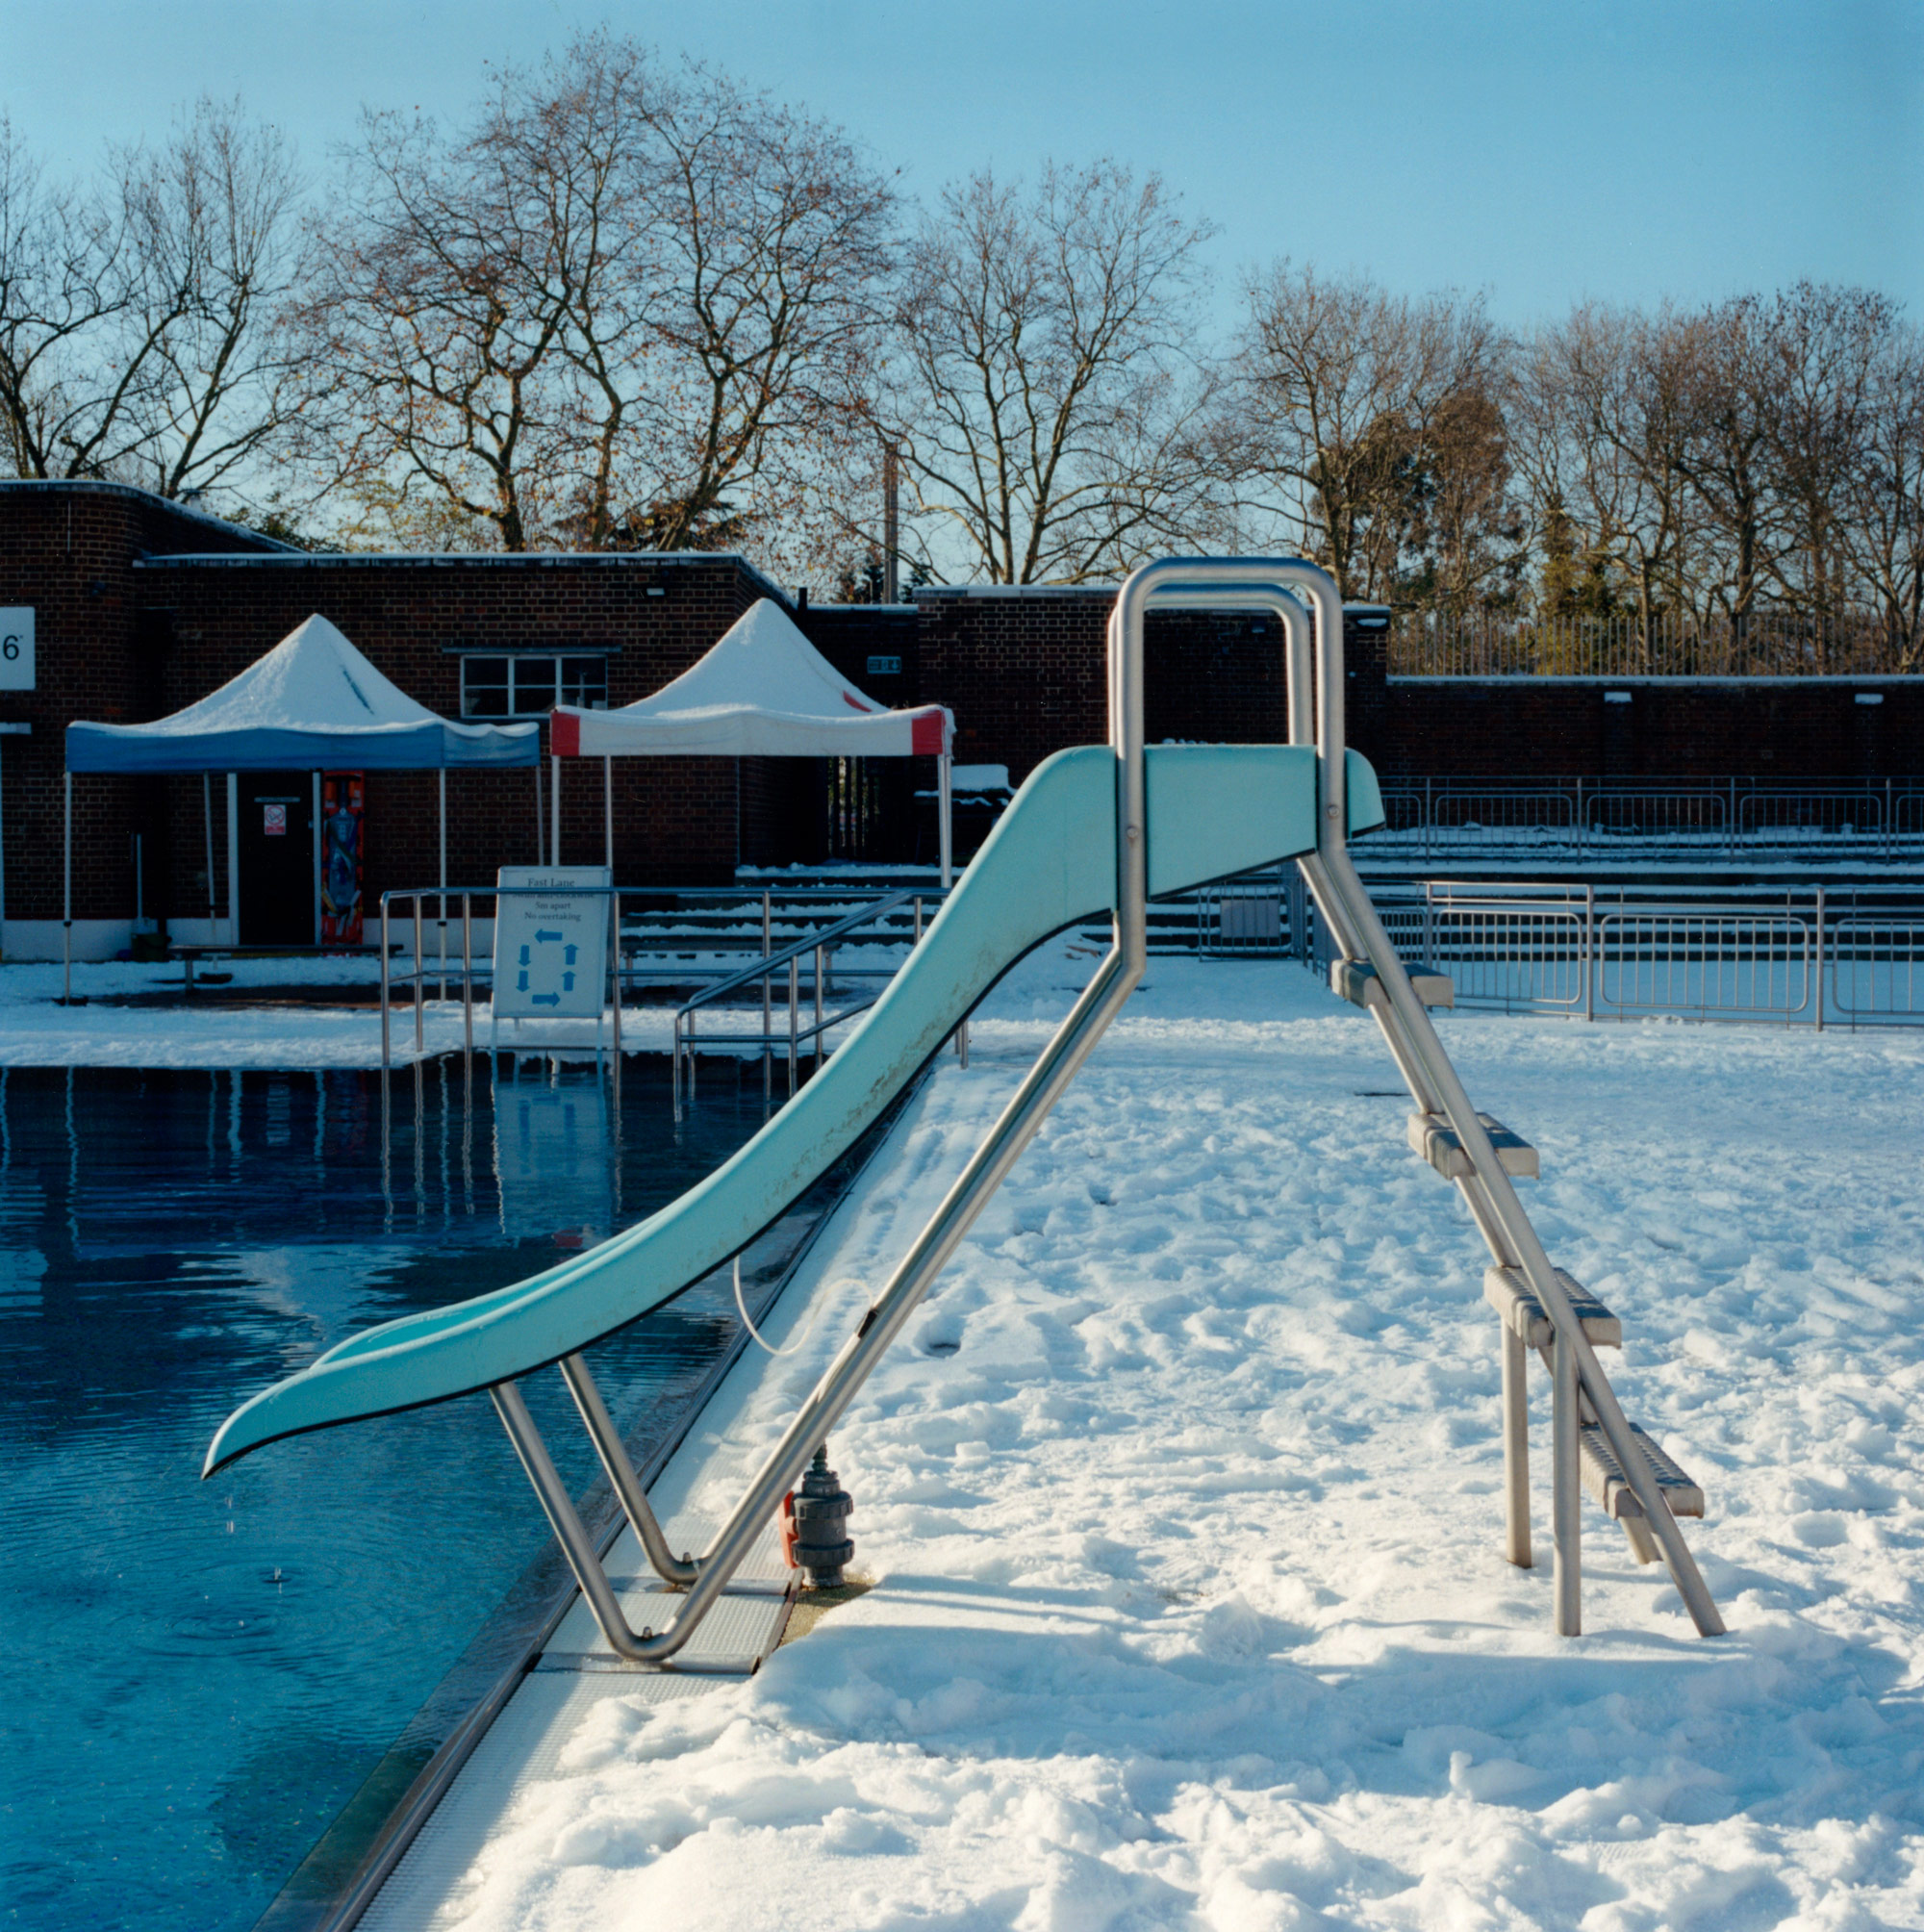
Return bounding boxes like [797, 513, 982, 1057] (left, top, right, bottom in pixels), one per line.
[376, 951, 1923, 1930]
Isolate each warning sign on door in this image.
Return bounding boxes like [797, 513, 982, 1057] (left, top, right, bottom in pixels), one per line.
[492, 866, 611, 1021]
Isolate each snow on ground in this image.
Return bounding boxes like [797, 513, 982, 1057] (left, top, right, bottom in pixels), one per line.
[400, 949, 1924, 1931]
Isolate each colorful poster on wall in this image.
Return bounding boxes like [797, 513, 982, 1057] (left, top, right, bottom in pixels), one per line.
[321, 773, 366, 945]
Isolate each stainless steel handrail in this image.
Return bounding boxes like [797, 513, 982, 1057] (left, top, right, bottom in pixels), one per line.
[1275, 579, 1725, 1638]
[494, 559, 1335, 1664]
[489, 555, 1725, 1664]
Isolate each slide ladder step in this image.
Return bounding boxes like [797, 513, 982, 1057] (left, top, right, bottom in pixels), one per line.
[1483, 1264, 1620, 1349]
[1331, 957, 1455, 1011]
[1580, 1421, 1705, 1521]
[1408, 1110, 1538, 1181]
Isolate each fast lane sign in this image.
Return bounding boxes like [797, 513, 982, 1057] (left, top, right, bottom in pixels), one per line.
[492, 866, 611, 1021]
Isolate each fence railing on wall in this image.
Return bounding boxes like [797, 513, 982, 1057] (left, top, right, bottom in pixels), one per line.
[1363, 778, 1924, 865]
[1389, 608, 1918, 678]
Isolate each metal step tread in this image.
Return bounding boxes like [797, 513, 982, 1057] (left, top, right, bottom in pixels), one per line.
[1408, 1109, 1538, 1181]
[1580, 1421, 1705, 1521]
[1332, 956, 1456, 1010]
[1483, 1264, 1621, 1348]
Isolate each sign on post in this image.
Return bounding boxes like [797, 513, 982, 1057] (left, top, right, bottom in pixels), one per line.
[0, 609, 34, 692]
[492, 866, 611, 1024]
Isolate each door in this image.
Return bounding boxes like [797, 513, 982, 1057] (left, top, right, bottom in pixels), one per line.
[238, 772, 314, 946]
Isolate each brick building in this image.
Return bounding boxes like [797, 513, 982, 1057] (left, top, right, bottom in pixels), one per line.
[1, 478, 1915, 958]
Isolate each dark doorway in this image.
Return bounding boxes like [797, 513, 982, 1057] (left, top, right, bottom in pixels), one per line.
[238, 772, 314, 945]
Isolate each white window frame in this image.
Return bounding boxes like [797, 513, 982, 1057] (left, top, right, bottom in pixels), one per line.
[460, 653, 609, 720]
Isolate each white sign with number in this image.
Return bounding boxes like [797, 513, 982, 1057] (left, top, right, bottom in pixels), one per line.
[0, 609, 33, 692]
[492, 866, 611, 1021]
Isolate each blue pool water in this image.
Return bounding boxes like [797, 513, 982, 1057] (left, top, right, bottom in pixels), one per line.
[0, 1055, 793, 1931]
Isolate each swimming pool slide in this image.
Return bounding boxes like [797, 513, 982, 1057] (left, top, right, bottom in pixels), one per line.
[206, 743, 1384, 1475]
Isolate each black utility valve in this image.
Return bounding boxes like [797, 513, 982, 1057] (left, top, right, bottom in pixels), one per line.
[787, 1444, 853, 1588]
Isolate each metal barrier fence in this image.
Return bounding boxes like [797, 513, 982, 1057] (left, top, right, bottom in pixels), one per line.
[1390, 607, 1912, 678]
[1365, 779, 1924, 864]
[1321, 879, 1924, 1028]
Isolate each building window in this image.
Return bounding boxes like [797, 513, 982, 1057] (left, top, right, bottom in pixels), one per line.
[461, 654, 608, 718]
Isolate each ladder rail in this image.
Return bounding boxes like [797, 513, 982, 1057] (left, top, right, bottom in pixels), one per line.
[1275, 577, 1725, 1639]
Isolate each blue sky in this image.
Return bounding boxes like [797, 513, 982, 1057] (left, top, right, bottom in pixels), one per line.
[5, 0, 1920, 324]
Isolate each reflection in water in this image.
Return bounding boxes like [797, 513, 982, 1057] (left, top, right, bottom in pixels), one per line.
[0, 1054, 785, 1932]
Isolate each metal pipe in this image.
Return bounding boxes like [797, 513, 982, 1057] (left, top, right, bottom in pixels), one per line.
[558, 1354, 697, 1587]
[1502, 1321, 1532, 1568]
[380, 898, 392, 1070]
[598, 560, 1306, 1664]
[62, 771, 70, 1004]
[813, 945, 823, 1069]
[788, 954, 798, 1095]
[603, 755, 613, 873]
[938, 750, 952, 890]
[462, 895, 473, 1059]
[1814, 884, 1826, 1031]
[488, 1382, 654, 1661]
[606, 944, 1137, 1663]
[414, 899, 424, 1056]
[1554, 1324, 1581, 1635]
[609, 885, 621, 1060]
[1284, 559, 1724, 1637]
[550, 753, 561, 866]
[438, 769, 448, 1003]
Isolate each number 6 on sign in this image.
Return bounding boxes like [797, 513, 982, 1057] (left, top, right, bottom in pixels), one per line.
[0, 609, 33, 691]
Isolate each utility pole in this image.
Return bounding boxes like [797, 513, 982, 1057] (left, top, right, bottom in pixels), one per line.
[883, 445, 899, 605]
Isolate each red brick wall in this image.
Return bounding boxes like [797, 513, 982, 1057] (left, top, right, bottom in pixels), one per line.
[134, 553, 775, 909]
[1376, 677, 1920, 781]
[7, 475, 1918, 939]
[0, 484, 284, 930]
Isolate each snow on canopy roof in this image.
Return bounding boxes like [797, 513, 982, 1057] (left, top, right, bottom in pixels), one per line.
[65, 614, 540, 774]
[552, 598, 951, 759]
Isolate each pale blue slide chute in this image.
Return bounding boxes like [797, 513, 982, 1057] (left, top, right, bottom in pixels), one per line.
[205, 743, 1383, 1474]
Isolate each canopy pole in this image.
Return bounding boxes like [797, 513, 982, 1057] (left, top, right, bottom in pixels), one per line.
[203, 773, 215, 937]
[312, 773, 322, 945]
[602, 756, 613, 873]
[438, 769, 448, 1002]
[62, 772, 71, 1002]
[226, 774, 240, 946]
[550, 754, 562, 867]
[534, 756, 544, 867]
[938, 750, 952, 890]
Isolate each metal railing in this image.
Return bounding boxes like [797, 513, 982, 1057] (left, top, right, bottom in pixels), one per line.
[1288, 877, 1924, 1028]
[1365, 778, 1924, 865]
[1390, 607, 1916, 678]
[671, 887, 928, 1110]
[374, 884, 946, 1081]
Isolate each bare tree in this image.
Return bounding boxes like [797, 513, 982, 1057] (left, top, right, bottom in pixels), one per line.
[1753, 283, 1892, 659]
[0, 103, 306, 498]
[1510, 304, 1708, 659]
[1221, 263, 1507, 601]
[300, 34, 894, 556]
[1840, 315, 1924, 666]
[885, 162, 1219, 585]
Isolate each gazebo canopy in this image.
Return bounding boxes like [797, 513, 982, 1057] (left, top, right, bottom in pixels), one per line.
[65, 613, 539, 774]
[551, 599, 950, 759]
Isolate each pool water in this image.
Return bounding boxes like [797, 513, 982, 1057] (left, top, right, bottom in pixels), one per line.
[0, 1055, 796, 1932]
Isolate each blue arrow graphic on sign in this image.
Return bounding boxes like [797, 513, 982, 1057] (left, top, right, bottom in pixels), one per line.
[564, 944, 578, 965]
[535, 928, 564, 945]
[531, 993, 560, 1007]
[519, 945, 531, 966]
[562, 971, 576, 992]
[517, 970, 529, 991]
